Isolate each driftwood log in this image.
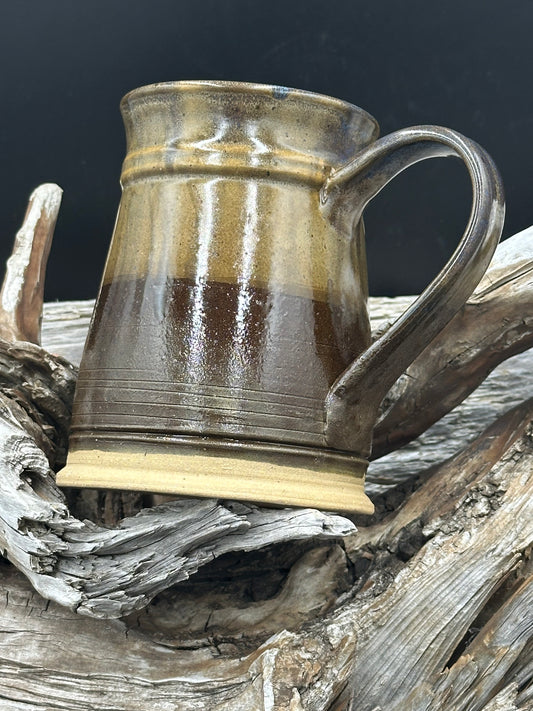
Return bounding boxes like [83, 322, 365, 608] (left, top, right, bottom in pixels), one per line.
[0, 184, 531, 710]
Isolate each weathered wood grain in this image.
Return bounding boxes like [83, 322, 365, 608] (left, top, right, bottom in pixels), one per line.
[0, 405, 353, 619]
[0, 400, 531, 710]
[346, 399, 533, 711]
[0, 184, 62, 345]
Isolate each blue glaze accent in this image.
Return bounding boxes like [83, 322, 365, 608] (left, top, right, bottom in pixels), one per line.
[272, 85, 290, 100]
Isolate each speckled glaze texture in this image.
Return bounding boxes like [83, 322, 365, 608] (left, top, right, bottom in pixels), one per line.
[58, 81, 504, 513]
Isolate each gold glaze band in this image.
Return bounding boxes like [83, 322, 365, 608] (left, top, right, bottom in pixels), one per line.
[58, 447, 374, 515]
[120, 147, 330, 187]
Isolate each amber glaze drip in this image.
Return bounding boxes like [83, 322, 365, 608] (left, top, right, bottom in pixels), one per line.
[72, 277, 368, 446]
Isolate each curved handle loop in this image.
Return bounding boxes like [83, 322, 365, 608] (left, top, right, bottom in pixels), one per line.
[321, 125, 505, 454]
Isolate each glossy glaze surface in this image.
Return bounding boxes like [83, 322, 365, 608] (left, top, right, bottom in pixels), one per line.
[75, 277, 364, 445]
[71, 83, 374, 449]
[59, 81, 504, 512]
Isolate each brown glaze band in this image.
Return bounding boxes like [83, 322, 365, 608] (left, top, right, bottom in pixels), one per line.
[67, 431, 367, 468]
[71, 278, 365, 448]
[73, 380, 327, 442]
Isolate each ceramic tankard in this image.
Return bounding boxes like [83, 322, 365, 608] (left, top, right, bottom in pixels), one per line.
[57, 81, 504, 513]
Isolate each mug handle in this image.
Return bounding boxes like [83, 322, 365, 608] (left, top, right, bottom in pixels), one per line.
[320, 125, 504, 454]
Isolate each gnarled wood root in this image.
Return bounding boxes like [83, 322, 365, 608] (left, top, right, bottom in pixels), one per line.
[0, 398, 531, 710]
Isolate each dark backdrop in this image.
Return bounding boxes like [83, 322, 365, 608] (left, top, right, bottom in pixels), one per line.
[0, 0, 531, 300]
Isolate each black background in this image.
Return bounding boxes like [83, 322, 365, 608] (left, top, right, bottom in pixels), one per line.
[0, 0, 531, 301]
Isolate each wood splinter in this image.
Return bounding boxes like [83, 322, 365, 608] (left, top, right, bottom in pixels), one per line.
[0, 183, 62, 345]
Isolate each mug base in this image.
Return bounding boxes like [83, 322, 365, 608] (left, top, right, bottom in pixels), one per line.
[57, 438, 374, 515]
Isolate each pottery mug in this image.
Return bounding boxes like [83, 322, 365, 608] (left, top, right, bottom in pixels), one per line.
[57, 81, 504, 513]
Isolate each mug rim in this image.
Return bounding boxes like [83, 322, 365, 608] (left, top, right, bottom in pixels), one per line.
[120, 80, 380, 137]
